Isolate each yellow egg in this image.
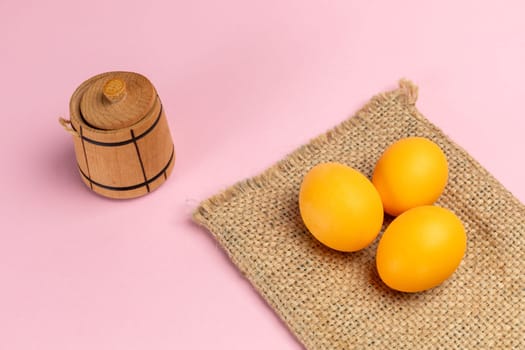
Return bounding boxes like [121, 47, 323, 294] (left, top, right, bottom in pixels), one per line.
[376, 205, 467, 292]
[299, 162, 384, 252]
[372, 137, 448, 216]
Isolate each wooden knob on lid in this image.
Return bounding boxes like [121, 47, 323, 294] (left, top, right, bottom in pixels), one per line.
[103, 78, 127, 103]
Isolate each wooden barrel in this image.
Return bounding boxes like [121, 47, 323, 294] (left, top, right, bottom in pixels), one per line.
[60, 71, 175, 199]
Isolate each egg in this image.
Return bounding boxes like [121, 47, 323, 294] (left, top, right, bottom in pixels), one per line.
[376, 205, 467, 292]
[299, 162, 384, 252]
[372, 137, 448, 216]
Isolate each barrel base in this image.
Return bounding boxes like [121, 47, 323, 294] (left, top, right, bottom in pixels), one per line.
[78, 147, 175, 199]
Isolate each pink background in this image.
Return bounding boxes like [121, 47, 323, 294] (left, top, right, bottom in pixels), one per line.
[1, 1, 524, 349]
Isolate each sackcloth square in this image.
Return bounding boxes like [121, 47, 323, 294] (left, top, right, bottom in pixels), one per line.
[193, 80, 524, 349]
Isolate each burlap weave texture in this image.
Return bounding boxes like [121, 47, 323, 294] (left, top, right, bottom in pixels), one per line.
[193, 80, 524, 349]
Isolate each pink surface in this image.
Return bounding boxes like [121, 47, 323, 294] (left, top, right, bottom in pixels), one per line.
[1, 1, 524, 349]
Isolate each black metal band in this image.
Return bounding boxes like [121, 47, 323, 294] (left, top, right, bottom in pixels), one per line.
[131, 129, 150, 192]
[79, 125, 93, 190]
[77, 147, 174, 192]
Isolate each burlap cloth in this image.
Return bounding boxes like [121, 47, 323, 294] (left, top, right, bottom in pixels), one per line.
[193, 80, 524, 349]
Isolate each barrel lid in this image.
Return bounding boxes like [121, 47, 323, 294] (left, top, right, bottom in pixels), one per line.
[79, 72, 156, 130]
